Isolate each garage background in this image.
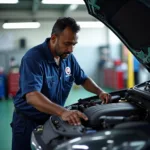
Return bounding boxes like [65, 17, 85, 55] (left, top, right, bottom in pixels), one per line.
[0, 0, 149, 149]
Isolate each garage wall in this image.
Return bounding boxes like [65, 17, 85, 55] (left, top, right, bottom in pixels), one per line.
[108, 29, 122, 60]
[74, 27, 108, 82]
[0, 21, 108, 81]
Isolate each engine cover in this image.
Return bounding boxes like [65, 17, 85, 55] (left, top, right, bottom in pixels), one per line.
[83, 102, 143, 128]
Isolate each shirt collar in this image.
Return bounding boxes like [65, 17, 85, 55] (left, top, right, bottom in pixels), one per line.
[42, 38, 55, 63]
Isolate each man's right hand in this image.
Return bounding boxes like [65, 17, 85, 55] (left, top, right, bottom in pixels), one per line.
[60, 110, 88, 126]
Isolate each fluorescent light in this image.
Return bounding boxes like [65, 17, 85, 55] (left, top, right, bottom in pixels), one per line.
[42, 0, 85, 5]
[69, 4, 78, 11]
[0, 0, 18, 4]
[77, 21, 104, 28]
[3, 22, 40, 29]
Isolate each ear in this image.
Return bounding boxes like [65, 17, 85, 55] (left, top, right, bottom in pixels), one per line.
[51, 34, 57, 44]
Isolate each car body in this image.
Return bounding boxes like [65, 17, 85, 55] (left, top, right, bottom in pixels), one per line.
[31, 0, 150, 150]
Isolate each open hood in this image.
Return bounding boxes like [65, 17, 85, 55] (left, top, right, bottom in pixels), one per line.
[84, 0, 150, 72]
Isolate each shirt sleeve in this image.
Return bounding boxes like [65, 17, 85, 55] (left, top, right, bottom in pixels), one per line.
[72, 55, 88, 85]
[20, 57, 43, 97]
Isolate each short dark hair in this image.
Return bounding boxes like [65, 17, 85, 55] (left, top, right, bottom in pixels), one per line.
[51, 17, 80, 36]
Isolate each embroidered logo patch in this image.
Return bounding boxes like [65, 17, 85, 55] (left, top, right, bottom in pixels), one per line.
[65, 67, 71, 75]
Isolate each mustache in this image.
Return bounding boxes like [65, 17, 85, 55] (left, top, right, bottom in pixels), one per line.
[59, 52, 71, 58]
[64, 52, 71, 54]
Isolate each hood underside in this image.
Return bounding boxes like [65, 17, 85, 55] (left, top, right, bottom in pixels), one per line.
[84, 0, 150, 71]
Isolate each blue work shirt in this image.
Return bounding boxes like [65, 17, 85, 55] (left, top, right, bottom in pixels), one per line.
[14, 38, 88, 120]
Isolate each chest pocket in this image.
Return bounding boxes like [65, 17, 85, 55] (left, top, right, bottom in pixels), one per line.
[46, 76, 57, 89]
[45, 76, 58, 99]
[64, 76, 74, 89]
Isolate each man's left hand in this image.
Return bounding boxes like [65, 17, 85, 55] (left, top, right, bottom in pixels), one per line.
[99, 92, 111, 104]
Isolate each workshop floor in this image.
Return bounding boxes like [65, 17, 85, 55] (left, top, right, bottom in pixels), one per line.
[0, 86, 111, 150]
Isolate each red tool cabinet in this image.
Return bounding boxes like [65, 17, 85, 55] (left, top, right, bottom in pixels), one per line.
[104, 69, 124, 90]
[8, 72, 20, 98]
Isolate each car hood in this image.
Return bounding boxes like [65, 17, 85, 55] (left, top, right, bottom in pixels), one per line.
[84, 0, 150, 72]
[55, 129, 149, 150]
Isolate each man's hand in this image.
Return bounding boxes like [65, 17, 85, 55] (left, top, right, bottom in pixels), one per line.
[99, 92, 111, 104]
[61, 110, 88, 125]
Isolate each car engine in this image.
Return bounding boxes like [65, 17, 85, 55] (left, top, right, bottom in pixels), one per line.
[31, 81, 150, 150]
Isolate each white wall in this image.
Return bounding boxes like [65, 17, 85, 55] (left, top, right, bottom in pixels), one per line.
[73, 27, 108, 81]
[0, 21, 107, 49]
[108, 29, 122, 60]
[0, 21, 108, 81]
[0, 22, 55, 50]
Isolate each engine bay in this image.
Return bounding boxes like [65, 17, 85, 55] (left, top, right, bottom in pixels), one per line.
[31, 81, 150, 150]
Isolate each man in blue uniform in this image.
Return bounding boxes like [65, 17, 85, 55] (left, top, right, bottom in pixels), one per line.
[11, 17, 111, 150]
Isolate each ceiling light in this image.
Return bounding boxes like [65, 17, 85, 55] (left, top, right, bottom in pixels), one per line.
[41, 0, 85, 5]
[77, 21, 104, 28]
[0, 0, 18, 4]
[69, 4, 78, 11]
[2, 22, 40, 29]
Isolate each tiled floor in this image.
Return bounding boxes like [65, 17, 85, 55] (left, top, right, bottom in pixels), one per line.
[0, 86, 111, 150]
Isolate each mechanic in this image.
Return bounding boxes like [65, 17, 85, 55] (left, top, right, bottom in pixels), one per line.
[11, 17, 111, 150]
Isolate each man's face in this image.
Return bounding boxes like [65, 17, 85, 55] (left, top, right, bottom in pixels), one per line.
[53, 27, 78, 59]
